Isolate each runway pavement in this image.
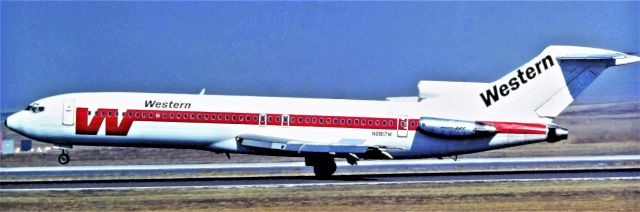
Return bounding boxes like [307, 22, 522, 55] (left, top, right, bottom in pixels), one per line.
[2, 168, 639, 191]
[2, 155, 640, 176]
[1, 155, 639, 191]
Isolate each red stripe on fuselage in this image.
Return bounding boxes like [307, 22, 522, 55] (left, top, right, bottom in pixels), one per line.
[75, 108, 547, 136]
[480, 121, 547, 135]
[75, 108, 421, 136]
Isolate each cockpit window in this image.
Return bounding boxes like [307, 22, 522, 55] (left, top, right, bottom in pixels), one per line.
[25, 103, 45, 113]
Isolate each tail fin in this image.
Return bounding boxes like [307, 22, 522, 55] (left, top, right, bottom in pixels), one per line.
[479, 45, 639, 118]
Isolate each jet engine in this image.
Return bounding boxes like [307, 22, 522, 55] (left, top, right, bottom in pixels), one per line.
[418, 117, 497, 138]
[546, 124, 568, 143]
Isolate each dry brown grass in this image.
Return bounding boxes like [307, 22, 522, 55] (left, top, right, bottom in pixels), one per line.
[1, 180, 638, 211]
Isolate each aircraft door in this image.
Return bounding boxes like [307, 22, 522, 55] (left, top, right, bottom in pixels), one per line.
[258, 114, 267, 127]
[397, 115, 408, 137]
[282, 114, 289, 127]
[62, 99, 75, 126]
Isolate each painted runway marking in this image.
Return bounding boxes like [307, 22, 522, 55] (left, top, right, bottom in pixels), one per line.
[2, 176, 639, 192]
[2, 155, 640, 173]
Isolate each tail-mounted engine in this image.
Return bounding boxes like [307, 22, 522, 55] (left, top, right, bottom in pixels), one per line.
[418, 117, 497, 138]
[546, 124, 568, 143]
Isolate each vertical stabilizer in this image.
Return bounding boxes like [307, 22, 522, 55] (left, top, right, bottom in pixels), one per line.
[478, 45, 639, 118]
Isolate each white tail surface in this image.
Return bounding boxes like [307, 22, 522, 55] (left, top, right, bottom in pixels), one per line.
[477, 45, 639, 118]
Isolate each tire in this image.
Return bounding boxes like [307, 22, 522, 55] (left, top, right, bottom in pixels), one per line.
[313, 158, 336, 178]
[58, 154, 70, 165]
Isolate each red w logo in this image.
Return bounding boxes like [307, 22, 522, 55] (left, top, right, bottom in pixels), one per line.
[76, 108, 134, 136]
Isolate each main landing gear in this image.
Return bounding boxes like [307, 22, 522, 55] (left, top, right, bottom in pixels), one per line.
[306, 156, 336, 178]
[58, 149, 70, 165]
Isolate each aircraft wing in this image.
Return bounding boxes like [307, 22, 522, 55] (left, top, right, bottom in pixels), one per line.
[237, 134, 401, 159]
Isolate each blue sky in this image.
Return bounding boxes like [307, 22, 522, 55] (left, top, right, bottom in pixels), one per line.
[1, 1, 638, 112]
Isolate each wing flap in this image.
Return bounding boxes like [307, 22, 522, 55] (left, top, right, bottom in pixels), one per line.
[237, 134, 394, 155]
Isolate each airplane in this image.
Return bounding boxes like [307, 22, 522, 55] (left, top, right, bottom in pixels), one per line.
[5, 45, 639, 177]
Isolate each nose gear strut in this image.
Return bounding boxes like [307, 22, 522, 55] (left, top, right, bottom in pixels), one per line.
[58, 149, 70, 165]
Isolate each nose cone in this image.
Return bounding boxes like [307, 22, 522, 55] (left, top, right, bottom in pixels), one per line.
[6, 113, 16, 131]
[5, 112, 23, 133]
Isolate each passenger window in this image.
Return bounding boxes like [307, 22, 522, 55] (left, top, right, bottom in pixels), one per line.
[101, 111, 105, 116]
[333, 119, 338, 124]
[276, 117, 280, 122]
[122, 112, 126, 117]
[253, 116, 258, 121]
[283, 116, 288, 123]
[239, 115, 244, 121]
[232, 115, 236, 121]
[347, 119, 352, 125]
[190, 114, 195, 119]
[340, 119, 345, 124]
[383, 120, 387, 126]
[149, 113, 154, 118]
[354, 119, 359, 125]
[211, 114, 216, 120]
[298, 117, 303, 123]
[368, 120, 373, 126]
[198, 114, 202, 119]
[219, 115, 223, 120]
[204, 114, 209, 120]
[88, 111, 92, 116]
[411, 121, 415, 127]
[170, 113, 174, 119]
[319, 118, 323, 124]
[177, 113, 181, 119]
[305, 118, 310, 123]
[291, 117, 295, 123]
[326, 118, 330, 124]
[362, 119, 366, 125]
[246, 115, 250, 121]
[376, 120, 380, 126]
[389, 120, 394, 126]
[312, 118, 316, 123]
[135, 112, 140, 118]
[225, 115, 229, 120]
[142, 113, 146, 118]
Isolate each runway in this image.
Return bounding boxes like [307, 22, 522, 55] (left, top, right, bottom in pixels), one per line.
[2, 168, 639, 191]
[3, 155, 640, 176]
[1, 155, 639, 191]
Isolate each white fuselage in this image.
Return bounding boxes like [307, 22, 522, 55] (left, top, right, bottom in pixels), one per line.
[6, 92, 550, 159]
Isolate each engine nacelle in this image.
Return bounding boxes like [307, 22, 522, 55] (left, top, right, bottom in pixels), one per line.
[418, 117, 497, 138]
[546, 124, 568, 143]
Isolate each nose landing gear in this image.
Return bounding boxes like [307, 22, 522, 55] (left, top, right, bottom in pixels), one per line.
[58, 149, 70, 165]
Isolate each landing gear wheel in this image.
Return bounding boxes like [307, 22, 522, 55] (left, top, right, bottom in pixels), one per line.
[58, 154, 70, 164]
[58, 149, 70, 165]
[313, 158, 337, 178]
